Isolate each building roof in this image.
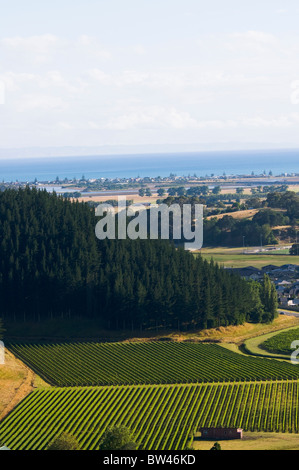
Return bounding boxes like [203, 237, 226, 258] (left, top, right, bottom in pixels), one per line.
[242, 266, 261, 272]
[262, 265, 279, 271]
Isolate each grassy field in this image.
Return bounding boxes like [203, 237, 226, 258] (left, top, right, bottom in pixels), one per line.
[180, 315, 299, 344]
[193, 432, 299, 450]
[243, 324, 299, 359]
[197, 246, 299, 268]
[0, 349, 29, 420]
[2, 381, 299, 450]
[77, 194, 159, 205]
[0, 348, 49, 421]
[206, 209, 258, 220]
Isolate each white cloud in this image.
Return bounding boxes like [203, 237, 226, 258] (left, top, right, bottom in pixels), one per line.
[58, 121, 74, 130]
[225, 30, 279, 56]
[1, 34, 60, 50]
[102, 107, 297, 132]
[87, 69, 112, 85]
[0, 70, 87, 97]
[76, 34, 112, 59]
[1, 28, 299, 148]
[242, 116, 293, 128]
[230, 31, 277, 45]
[16, 94, 66, 112]
[131, 45, 146, 55]
[0, 72, 37, 91]
[0, 34, 111, 66]
[104, 106, 200, 130]
[1, 34, 62, 64]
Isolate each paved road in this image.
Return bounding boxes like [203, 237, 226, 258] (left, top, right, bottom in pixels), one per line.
[279, 309, 299, 317]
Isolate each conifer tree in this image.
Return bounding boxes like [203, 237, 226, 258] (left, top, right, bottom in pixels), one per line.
[0, 187, 277, 330]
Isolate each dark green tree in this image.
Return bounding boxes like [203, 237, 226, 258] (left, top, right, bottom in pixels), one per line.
[290, 244, 299, 256]
[210, 442, 222, 450]
[0, 187, 275, 331]
[157, 188, 166, 197]
[0, 318, 4, 340]
[260, 274, 278, 322]
[98, 425, 137, 450]
[212, 186, 221, 195]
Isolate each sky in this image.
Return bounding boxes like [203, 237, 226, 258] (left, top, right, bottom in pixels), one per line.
[1, 0, 299, 156]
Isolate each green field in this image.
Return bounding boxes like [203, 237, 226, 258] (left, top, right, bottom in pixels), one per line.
[261, 328, 299, 356]
[200, 254, 299, 269]
[1, 381, 299, 450]
[197, 246, 299, 268]
[5, 337, 299, 450]
[8, 341, 299, 387]
[193, 432, 299, 450]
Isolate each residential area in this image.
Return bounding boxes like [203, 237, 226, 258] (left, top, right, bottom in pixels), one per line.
[227, 264, 299, 310]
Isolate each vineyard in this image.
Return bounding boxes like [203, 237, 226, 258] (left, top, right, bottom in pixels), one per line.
[8, 341, 299, 387]
[4, 340, 299, 450]
[1, 381, 299, 450]
[261, 328, 299, 355]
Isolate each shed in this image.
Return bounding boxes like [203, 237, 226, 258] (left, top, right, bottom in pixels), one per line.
[199, 427, 243, 440]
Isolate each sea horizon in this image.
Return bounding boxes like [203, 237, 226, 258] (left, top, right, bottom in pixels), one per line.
[1, 148, 299, 183]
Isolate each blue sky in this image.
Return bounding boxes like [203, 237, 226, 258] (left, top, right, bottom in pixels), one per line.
[1, 0, 299, 155]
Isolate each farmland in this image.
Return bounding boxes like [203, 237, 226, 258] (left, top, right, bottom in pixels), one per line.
[4, 323, 299, 450]
[198, 247, 299, 269]
[261, 327, 299, 356]
[1, 381, 299, 450]
[8, 341, 299, 387]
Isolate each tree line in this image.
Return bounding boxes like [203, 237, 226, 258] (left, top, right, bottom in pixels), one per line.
[162, 192, 296, 247]
[0, 187, 277, 329]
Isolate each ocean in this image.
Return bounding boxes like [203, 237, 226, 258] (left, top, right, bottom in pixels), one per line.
[0, 148, 299, 183]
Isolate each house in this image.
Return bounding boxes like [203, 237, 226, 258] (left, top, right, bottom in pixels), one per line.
[231, 267, 262, 280]
[289, 287, 299, 297]
[276, 285, 286, 293]
[278, 280, 292, 286]
[199, 427, 243, 440]
[280, 265, 298, 272]
[279, 296, 291, 307]
[262, 265, 279, 273]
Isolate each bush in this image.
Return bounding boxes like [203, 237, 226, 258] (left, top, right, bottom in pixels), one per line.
[46, 432, 81, 450]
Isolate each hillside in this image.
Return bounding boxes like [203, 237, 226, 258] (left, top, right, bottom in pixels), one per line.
[0, 187, 277, 331]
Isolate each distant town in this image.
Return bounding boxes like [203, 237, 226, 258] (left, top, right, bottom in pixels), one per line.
[2, 170, 299, 196]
